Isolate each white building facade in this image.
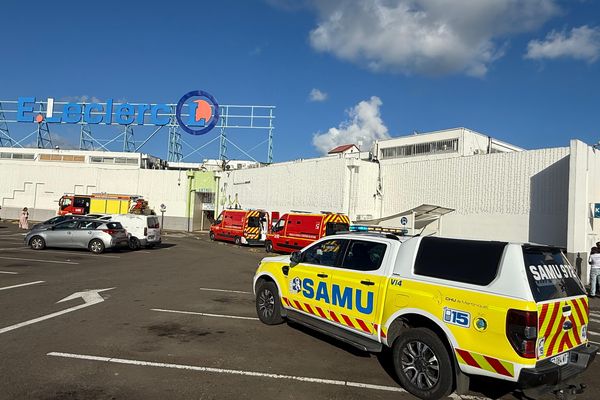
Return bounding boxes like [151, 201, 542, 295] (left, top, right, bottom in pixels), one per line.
[2, 128, 600, 282]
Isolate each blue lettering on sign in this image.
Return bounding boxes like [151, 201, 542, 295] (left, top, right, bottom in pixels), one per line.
[15, 96, 172, 126]
[443, 307, 470, 328]
[63, 103, 82, 123]
[300, 280, 373, 315]
[84, 104, 103, 124]
[16, 97, 35, 122]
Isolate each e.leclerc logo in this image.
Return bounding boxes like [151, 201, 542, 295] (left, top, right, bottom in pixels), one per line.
[16, 90, 220, 136]
[175, 90, 220, 136]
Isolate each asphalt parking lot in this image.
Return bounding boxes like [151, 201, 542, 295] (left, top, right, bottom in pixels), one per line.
[0, 221, 599, 400]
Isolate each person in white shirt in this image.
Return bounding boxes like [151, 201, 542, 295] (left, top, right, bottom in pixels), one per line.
[589, 247, 600, 297]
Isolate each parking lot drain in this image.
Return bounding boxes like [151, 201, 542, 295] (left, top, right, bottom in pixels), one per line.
[151, 308, 259, 321]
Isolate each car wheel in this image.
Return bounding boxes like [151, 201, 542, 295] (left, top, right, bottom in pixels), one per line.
[30, 236, 46, 250]
[255, 281, 284, 325]
[128, 236, 141, 250]
[234, 236, 242, 246]
[265, 241, 273, 253]
[89, 239, 105, 254]
[392, 327, 453, 400]
[209, 232, 215, 241]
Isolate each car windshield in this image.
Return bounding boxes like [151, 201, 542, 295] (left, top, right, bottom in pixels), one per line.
[45, 216, 63, 225]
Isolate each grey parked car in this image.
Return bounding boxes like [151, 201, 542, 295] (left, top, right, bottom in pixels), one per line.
[30, 215, 90, 231]
[24, 219, 128, 254]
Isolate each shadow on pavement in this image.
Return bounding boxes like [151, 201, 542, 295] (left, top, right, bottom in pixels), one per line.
[286, 321, 372, 358]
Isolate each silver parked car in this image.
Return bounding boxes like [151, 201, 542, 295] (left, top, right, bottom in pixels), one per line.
[24, 219, 128, 254]
[30, 214, 90, 231]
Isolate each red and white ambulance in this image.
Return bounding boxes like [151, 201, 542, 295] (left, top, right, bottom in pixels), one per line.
[265, 212, 350, 253]
[209, 209, 270, 245]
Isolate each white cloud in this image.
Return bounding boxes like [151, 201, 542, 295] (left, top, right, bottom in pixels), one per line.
[308, 0, 559, 77]
[525, 25, 600, 62]
[62, 95, 102, 103]
[309, 88, 328, 102]
[313, 96, 390, 154]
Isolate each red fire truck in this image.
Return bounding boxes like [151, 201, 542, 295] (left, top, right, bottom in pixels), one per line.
[209, 209, 270, 245]
[265, 212, 350, 253]
[58, 193, 145, 216]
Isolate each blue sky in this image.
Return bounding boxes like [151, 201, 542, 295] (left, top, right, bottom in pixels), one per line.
[1, 0, 599, 162]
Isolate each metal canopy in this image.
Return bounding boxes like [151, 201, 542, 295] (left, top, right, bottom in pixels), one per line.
[355, 204, 455, 234]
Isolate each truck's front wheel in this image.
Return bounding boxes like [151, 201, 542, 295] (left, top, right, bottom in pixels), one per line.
[392, 327, 453, 400]
[255, 281, 284, 325]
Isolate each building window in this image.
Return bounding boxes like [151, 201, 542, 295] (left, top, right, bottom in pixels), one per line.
[0, 152, 35, 160]
[39, 154, 85, 162]
[89, 156, 139, 165]
[381, 138, 459, 159]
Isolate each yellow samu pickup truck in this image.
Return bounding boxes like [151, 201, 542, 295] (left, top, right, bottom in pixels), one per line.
[253, 232, 596, 400]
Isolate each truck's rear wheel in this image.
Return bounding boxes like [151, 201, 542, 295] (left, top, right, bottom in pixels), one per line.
[89, 239, 105, 254]
[234, 236, 242, 246]
[265, 241, 273, 253]
[128, 236, 141, 250]
[392, 327, 453, 400]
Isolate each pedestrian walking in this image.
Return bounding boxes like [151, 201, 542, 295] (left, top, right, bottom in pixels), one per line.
[18, 207, 29, 230]
[589, 247, 600, 297]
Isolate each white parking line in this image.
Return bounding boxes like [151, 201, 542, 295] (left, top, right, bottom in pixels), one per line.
[0, 271, 18, 274]
[0, 248, 120, 259]
[0, 280, 44, 291]
[589, 318, 600, 324]
[151, 308, 259, 321]
[46, 352, 407, 393]
[0, 256, 79, 265]
[199, 287, 252, 295]
[588, 330, 600, 336]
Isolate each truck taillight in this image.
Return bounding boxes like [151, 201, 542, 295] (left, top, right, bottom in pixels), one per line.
[144, 227, 147, 236]
[506, 309, 537, 359]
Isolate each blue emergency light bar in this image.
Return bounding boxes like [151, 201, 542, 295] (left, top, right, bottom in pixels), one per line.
[350, 225, 409, 235]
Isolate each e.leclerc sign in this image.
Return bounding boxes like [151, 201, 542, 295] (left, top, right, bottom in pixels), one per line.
[16, 90, 219, 136]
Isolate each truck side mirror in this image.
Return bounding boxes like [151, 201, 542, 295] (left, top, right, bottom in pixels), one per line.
[290, 251, 301, 266]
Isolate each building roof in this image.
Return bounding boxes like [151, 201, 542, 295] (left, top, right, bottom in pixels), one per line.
[328, 144, 358, 154]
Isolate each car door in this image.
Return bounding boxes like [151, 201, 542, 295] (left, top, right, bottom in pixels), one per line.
[327, 239, 388, 339]
[46, 220, 80, 247]
[283, 238, 348, 323]
[70, 220, 99, 248]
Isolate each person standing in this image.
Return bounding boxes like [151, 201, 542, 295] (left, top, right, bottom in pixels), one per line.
[18, 207, 29, 230]
[589, 247, 600, 297]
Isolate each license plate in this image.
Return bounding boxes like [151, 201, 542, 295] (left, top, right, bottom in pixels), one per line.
[550, 352, 569, 366]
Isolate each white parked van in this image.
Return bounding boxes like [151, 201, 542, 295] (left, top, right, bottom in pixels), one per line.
[109, 214, 161, 250]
